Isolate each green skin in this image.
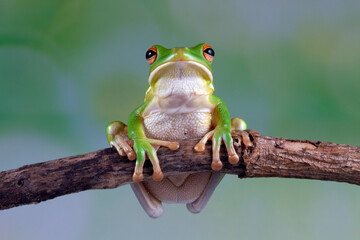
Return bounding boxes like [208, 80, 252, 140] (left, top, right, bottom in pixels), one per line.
[107, 43, 247, 182]
[128, 95, 233, 171]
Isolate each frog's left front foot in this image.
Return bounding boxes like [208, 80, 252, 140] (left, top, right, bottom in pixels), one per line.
[194, 126, 238, 170]
[194, 118, 259, 171]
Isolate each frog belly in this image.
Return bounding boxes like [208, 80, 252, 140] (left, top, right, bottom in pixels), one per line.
[143, 112, 212, 141]
[142, 112, 213, 204]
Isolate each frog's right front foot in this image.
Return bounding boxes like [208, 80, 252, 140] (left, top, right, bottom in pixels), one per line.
[131, 138, 179, 182]
[106, 121, 179, 182]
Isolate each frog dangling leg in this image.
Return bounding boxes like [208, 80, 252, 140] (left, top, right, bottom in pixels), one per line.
[130, 180, 164, 218]
[186, 171, 223, 214]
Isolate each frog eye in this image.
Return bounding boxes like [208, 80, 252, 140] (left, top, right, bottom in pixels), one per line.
[146, 46, 157, 64]
[202, 44, 214, 62]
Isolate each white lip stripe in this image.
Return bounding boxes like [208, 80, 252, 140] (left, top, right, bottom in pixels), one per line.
[148, 61, 213, 85]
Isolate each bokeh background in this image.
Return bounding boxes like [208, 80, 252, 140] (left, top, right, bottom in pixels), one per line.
[1, 0, 359, 239]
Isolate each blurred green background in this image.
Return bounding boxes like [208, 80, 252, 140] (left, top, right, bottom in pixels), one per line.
[0, 0, 359, 239]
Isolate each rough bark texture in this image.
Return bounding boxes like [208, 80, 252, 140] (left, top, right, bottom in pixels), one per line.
[0, 131, 359, 211]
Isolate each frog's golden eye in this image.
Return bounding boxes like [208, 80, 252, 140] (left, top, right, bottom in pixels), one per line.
[146, 46, 157, 64]
[202, 44, 214, 62]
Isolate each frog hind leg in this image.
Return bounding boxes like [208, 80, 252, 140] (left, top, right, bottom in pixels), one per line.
[231, 117, 260, 147]
[186, 171, 223, 214]
[131, 183, 164, 218]
[106, 121, 136, 160]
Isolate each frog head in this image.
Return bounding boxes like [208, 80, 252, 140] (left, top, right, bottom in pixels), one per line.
[144, 43, 215, 100]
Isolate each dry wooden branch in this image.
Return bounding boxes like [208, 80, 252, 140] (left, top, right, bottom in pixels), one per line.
[0, 131, 359, 211]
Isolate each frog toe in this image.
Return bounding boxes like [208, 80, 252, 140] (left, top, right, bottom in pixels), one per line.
[232, 129, 260, 149]
[133, 172, 144, 182]
[152, 171, 164, 182]
[211, 160, 223, 171]
[147, 138, 180, 151]
[146, 147, 164, 181]
[228, 153, 239, 164]
[194, 130, 214, 152]
[110, 140, 126, 156]
[239, 131, 253, 147]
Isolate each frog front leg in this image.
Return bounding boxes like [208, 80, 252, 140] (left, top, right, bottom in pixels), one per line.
[126, 101, 179, 182]
[194, 95, 252, 170]
[106, 117, 174, 218]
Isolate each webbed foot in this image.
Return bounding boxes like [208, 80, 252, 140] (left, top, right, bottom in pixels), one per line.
[131, 137, 179, 182]
[194, 117, 258, 171]
[106, 121, 179, 182]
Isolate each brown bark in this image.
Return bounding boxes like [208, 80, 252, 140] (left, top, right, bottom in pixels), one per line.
[0, 131, 359, 211]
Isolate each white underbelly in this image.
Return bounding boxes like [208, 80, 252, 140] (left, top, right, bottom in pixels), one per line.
[143, 112, 212, 141]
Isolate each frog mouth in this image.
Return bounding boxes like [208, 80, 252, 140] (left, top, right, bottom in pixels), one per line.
[148, 61, 213, 86]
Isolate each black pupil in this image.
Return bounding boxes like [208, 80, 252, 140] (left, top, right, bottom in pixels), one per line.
[146, 50, 156, 59]
[204, 48, 214, 56]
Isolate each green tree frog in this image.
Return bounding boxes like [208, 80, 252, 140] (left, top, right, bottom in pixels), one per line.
[106, 43, 253, 218]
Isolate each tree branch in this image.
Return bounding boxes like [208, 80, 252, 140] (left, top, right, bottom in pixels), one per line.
[0, 131, 359, 211]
